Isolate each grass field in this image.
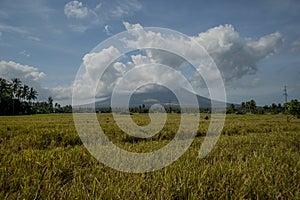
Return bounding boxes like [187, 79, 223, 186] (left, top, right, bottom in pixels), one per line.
[0, 114, 299, 199]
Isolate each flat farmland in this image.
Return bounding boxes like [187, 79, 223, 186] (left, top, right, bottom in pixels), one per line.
[0, 114, 299, 199]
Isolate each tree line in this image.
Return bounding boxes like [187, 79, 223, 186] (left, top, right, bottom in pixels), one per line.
[1, 77, 299, 119]
[97, 99, 300, 122]
[0, 77, 71, 115]
[226, 99, 300, 122]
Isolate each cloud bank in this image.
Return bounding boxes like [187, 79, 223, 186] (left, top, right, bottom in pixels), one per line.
[0, 22, 284, 104]
[0, 60, 49, 100]
[73, 22, 283, 104]
[0, 60, 45, 81]
[193, 24, 283, 82]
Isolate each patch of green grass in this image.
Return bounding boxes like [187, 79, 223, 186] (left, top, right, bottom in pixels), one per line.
[0, 114, 299, 199]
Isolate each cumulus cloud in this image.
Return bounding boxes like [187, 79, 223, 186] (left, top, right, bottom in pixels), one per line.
[0, 60, 73, 104]
[72, 22, 283, 104]
[50, 85, 73, 102]
[64, 1, 89, 19]
[0, 60, 45, 81]
[193, 25, 283, 82]
[0, 22, 285, 104]
[123, 21, 143, 31]
[123, 22, 283, 82]
[0, 60, 50, 100]
[71, 46, 123, 104]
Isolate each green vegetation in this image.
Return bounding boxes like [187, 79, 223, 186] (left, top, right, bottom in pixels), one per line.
[0, 77, 72, 115]
[285, 99, 300, 122]
[0, 77, 38, 115]
[0, 114, 299, 199]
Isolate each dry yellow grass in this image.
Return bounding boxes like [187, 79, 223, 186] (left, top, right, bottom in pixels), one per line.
[0, 114, 299, 199]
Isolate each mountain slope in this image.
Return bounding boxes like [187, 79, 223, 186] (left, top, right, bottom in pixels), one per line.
[95, 88, 228, 108]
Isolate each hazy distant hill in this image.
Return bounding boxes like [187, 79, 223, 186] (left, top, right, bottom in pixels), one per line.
[94, 88, 230, 109]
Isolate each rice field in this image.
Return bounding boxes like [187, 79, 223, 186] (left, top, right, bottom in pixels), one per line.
[0, 114, 299, 199]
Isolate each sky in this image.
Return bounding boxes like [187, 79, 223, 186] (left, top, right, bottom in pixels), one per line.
[0, 0, 299, 106]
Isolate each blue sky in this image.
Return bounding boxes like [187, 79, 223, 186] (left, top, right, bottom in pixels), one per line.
[0, 0, 299, 105]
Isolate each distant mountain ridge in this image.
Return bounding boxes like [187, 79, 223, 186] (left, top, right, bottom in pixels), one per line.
[94, 88, 231, 109]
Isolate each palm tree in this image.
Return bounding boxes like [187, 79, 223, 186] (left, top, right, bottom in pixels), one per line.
[0, 78, 13, 115]
[48, 96, 53, 113]
[0, 78, 12, 95]
[11, 78, 22, 99]
[17, 87, 23, 101]
[11, 78, 22, 114]
[245, 100, 256, 113]
[20, 85, 29, 101]
[246, 101, 251, 112]
[27, 87, 38, 103]
[249, 99, 256, 113]
[241, 102, 245, 108]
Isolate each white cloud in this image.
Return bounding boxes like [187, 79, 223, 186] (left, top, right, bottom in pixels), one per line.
[123, 21, 143, 31]
[95, 3, 102, 10]
[82, 46, 121, 80]
[0, 23, 28, 34]
[291, 38, 300, 52]
[0, 60, 45, 81]
[193, 25, 283, 82]
[50, 85, 73, 103]
[66, 22, 284, 105]
[0, 23, 41, 42]
[26, 36, 41, 42]
[0, 22, 285, 105]
[68, 24, 88, 32]
[0, 60, 73, 104]
[130, 54, 155, 66]
[65, 0, 142, 32]
[72, 22, 284, 104]
[121, 23, 283, 83]
[64, 1, 89, 19]
[19, 50, 31, 57]
[104, 25, 111, 35]
[71, 46, 123, 104]
[110, 0, 142, 18]
[0, 60, 50, 100]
